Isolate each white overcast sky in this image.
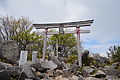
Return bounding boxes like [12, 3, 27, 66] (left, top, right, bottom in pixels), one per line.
[0, 0, 120, 56]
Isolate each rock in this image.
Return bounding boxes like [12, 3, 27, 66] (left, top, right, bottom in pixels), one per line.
[69, 75, 83, 80]
[31, 61, 47, 73]
[82, 66, 95, 77]
[91, 54, 109, 67]
[103, 63, 120, 77]
[25, 79, 33, 80]
[62, 69, 71, 78]
[0, 70, 10, 80]
[57, 57, 67, 63]
[105, 76, 114, 80]
[70, 64, 80, 75]
[94, 70, 106, 78]
[6, 66, 22, 76]
[47, 70, 54, 77]
[59, 78, 69, 80]
[62, 61, 68, 69]
[54, 70, 63, 77]
[54, 75, 62, 80]
[82, 50, 89, 59]
[0, 61, 12, 70]
[110, 62, 120, 70]
[104, 69, 120, 77]
[18, 63, 39, 80]
[55, 75, 69, 80]
[37, 73, 50, 79]
[40, 60, 57, 70]
[85, 77, 102, 80]
[49, 53, 63, 69]
[1, 41, 19, 64]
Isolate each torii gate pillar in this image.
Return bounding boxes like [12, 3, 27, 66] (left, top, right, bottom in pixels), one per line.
[42, 28, 48, 61]
[76, 27, 82, 67]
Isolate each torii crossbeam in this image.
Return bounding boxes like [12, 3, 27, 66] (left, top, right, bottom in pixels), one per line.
[33, 20, 94, 67]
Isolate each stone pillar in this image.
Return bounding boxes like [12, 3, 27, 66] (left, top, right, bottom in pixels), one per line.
[32, 51, 37, 63]
[19, 51, 28, 66]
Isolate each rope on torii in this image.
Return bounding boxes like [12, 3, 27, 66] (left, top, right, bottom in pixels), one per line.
[33, 20, 94, 67]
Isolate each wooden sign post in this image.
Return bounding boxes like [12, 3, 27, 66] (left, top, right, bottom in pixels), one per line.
[33, 20, 94, 67]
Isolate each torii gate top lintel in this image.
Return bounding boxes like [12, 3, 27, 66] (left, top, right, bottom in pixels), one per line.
[33, 19, 94, 29]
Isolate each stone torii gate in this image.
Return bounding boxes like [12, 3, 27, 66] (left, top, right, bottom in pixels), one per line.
[33, 20, 94, 67]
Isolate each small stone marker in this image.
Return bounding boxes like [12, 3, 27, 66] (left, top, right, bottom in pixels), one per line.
[32, 51, 37, 63]
[19, 51, 28, 66]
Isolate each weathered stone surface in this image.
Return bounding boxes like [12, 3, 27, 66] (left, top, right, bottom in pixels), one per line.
[54, 70, 63, 77]
[85, 77, 102, 80]
[0, 62, 12, 70]
[31, 61, 47, 73]
[49, 53, 63, 69]
[82, 66, 95, 77]
[70, 64, 80, 75]
[103, 63, 120, 77]
[91, 54, 109, 67]
[62, 69, 71, 78]
[18, 63, 39, 80]
[6, 66, 22, 76]
[40, 60, 57, 70]
[94, 70, 106, 78]
[0, 70, 10, 80]
[109, 62, 120, 69]
[104, 69, 120, 77]
[55, 75, 69, 80]
[47, 70, 54, 77]
[105, 76, 114, 80]
[69, 75, 83, 80]
[1, 41, 19, 64]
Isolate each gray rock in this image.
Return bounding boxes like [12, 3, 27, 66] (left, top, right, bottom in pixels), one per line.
[18, 63, 39, 80]
[40, 60, 57, 70]
[1, 41, 19, 64]
[62, 69, 71, 78]
[0, 70, 10, 80]
[103, 63, 120, 77]
[49, 53, 63, 69]
[70, 64, 80, 75]
[104, 69, 120, 77]
[6, 66, 22, 76]
[85, 77, 102, 80]
[105, 76, 114, 80]
[69, 75, 83, 80]
[25, 79, 33, 80]
[54, 70, 63, 77]
[31, 61, 47, 73]
[47, 70, 54, 77]
[91, 54, 109, 67]
[94, 70, 106, 78]
[82, 66, 95, 77]
[110, 62, 120, 69]
[0, 62, 12, 70]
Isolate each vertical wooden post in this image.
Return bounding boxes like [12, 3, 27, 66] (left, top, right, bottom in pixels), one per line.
[76, 27, 82, 67]
[56, 39, 58, 57]
[42, 28, 48, 61]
